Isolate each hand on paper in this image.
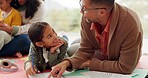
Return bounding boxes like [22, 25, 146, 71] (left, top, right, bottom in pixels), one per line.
[25, 62, 37, 78]
[48, 60, 70, 78]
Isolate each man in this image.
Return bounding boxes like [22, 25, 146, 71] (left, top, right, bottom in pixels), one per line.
[48, 0, 143, 77]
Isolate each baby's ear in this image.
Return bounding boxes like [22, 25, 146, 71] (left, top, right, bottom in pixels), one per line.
[35, 42, 43, 47]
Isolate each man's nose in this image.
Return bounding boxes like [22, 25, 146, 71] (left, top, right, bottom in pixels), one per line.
[80, 9, 84, 14]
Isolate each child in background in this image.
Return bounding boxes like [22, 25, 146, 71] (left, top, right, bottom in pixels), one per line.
[0, 0, 22, 57]
[25, 22, 68, 76]
[0, 0, 21, 26]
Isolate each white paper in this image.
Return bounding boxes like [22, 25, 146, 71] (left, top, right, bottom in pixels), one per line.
[81, 71, 132, 78]
[29, 72, 63, 78]
[29, 71, 132, 78]
[29, 72, 49, 78]
[65, 76, 91, 78]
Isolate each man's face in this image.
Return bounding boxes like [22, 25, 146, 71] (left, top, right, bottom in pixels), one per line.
[80, 0, 97, 23]
[80, 0, 106, 23]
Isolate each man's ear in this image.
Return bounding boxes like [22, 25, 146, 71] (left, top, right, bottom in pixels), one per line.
[99, 9, 107, 16]
[35, 42, 43, 47]
[8, 0, 12, 2]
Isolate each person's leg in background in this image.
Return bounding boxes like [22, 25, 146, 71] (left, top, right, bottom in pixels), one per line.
[67, 38, 104, 59]
[0, 34, 31, 56]
[70, 38, 80, 45]
[67, 43, 80, 57]
[0, 31, 12, 50]
[67, 38, 80, 57]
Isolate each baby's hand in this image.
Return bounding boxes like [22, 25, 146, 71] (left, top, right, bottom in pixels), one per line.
[50, 39, 65, 54]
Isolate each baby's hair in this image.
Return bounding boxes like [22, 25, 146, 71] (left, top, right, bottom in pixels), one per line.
[28, 22, 49, 44]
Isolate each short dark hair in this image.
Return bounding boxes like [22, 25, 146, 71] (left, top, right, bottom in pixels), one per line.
[28, 22, 49, 44]
[80, 0, 114, 10]
[90, 0, 114, 9]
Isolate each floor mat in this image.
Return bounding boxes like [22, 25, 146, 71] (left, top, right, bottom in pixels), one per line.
[0, 56, 28, 78]
[137, 55, 148, 69]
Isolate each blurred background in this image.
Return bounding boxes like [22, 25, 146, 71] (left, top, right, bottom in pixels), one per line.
[44, 0, 148, 54]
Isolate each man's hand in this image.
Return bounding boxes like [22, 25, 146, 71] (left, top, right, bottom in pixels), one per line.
[48, 60, 70, 78]
[79, 60, 91, 69]
[0, 22, 13, 34]
[50, 39, 65, 53]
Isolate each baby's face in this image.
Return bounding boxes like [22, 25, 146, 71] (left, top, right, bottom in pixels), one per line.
[41, 26, 59, 48]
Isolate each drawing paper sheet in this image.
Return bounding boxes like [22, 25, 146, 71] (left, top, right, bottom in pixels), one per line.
[29, 68, 148, 78]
